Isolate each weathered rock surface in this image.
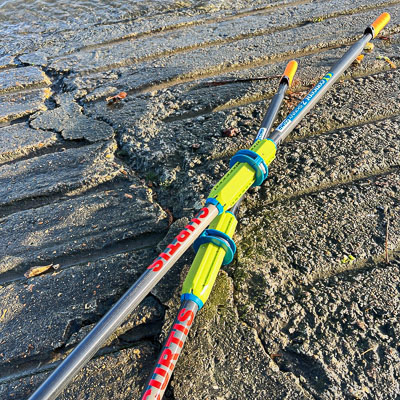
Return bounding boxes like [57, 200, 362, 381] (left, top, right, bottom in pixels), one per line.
[0, 141, 118, 208]
[266, 261, 400, 399]
[0, 250, 164, 376]
[31, 95, 114, 142]
[1, 343, 158, 400]
[171, 271, 309, 400]
[0, 123, 58, 164]
[0, 181, 168, 276]
[0, 88, 51, 124]
[0, 66, 51, 94]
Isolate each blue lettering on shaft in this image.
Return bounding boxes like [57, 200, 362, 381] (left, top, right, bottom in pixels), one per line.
[276, 73, 334, 132]
[255, 128, 266, 141]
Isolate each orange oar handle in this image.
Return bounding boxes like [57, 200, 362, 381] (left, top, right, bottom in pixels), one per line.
[281, 60, 298, 87]
[369, 12, 391, 38]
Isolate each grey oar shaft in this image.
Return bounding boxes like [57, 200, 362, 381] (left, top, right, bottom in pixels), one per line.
[269, 33, 372, 145]
[28, 205, 218, 400]
[256, 82, 288, 140]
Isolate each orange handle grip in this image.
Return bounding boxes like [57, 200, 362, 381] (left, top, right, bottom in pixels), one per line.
[282, 60, 298, 87]
[371, 12, 390, 38]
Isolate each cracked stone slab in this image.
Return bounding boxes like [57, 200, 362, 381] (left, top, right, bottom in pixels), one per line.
[0, 141, 119, 207]
[254, 259, 400, 399]
[0, 123, 58, 164]
[13, 0, 324, 60]
[0, 182, 168, 275]
[0, 66, 51, 94]
[0, 342, 157, 400]
[19, 52, 49, 67]
[49, 0, 388, 73]
[80, 33, 400, 137]
[156, 35, 400, 124]
[1, 0, 282, 61]
[31, 96, 114, 142]
[61, 3, 399, 93]
[0, 250, 164, 376]
[0, 2, 398, 400]
[0, 55, 17, 69]
[0, 88, 51, 124]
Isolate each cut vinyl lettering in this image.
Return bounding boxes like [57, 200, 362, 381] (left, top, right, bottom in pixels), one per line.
[148, 207, 210, 272]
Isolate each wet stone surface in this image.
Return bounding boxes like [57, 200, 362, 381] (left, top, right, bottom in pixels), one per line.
[0, 141, 119, 208]
[30, 94, 114, 142]
[0, 123, 58, 164]
[0, 0, 400, 399]
[0, 180, 168, 276]
[0, 88, 51, 124]
[0, 66, 51, 94]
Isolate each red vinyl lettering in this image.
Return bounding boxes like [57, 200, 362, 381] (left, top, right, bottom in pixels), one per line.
[160, 370, 170, 390]
[154, 367, 167, 377]
[166, 241, 180, 255]
[197, 207, 209, 218]
[173, 323, 188, 335]
[158, 348, 173, 369]
[159, 252, 170, 261]
[165, 330, 183, 349]
[177, 230, 190, 242]
[149, 378, 162, 390]
[142, 388, 152, 399]
[177, 308, 195, 326]
[185, 224, 195, 232]
[147, 259, 164, 272]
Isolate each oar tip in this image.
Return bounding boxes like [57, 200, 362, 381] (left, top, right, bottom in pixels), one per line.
[282, 60, 298, 87]
[370, 12, 391, 38]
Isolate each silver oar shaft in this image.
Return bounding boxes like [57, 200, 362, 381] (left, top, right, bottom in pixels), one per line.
[269, 33, 371, 145]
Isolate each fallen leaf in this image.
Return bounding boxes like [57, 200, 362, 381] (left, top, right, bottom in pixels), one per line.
[378, 35, 392, 41]
[222, 128, 238, 137]
[164, 208, 174, 227]
[376, 55, 396, 69]
[24, 264, 58, 278]
[353, 55, 364, 65]
[106, 91, 127, 104]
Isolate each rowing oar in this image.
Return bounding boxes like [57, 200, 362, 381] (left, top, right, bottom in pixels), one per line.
[28, 12, 390, 400]
[141, 60, 298, 400]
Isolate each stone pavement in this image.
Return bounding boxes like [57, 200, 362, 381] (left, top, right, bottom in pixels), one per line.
[1, 0, 399, 399]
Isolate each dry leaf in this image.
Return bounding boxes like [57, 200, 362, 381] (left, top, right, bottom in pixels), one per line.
[106, 91, 127, 104]
[24, 264, 59, 278]
[353, 55, 364, 65]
